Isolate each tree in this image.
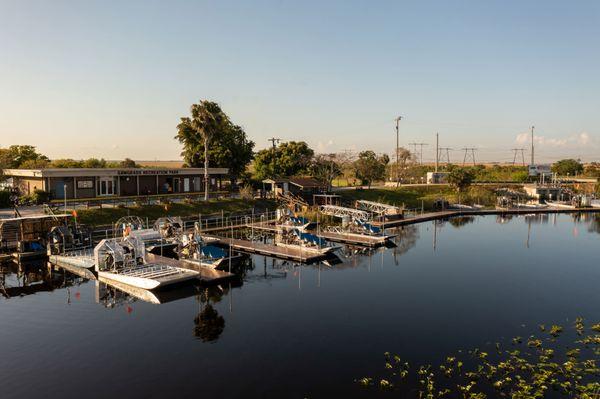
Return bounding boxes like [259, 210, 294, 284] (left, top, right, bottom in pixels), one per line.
[176, 101, 233, 200]
[0, 145, 49, 168]
[353, 150, 388, 188]
[81, 158, 107, 168]
[584, 162, 600, 178]
[177, 122, 254, 184]
[552, 159, 584, 176]
[19, 158, 50, 168]
[50, 159, 84, 168]
[254, 141, 314, 180]
[310, 154, 342, 191]
[119, 158, 138, 168]
[448, 167, 474, 193]
[388, 147, 416, 183]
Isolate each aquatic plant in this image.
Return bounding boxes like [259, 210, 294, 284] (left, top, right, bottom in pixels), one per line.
[357, 318, 600, 398]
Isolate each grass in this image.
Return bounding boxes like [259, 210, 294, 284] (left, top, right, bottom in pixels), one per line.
[75, 198, 277, 227]
[337, 185, 499, 211]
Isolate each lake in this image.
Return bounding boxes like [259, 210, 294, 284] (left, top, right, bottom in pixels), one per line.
[1, 213, 599, 398]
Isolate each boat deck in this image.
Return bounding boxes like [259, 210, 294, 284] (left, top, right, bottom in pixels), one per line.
[145, 253, 236, 283]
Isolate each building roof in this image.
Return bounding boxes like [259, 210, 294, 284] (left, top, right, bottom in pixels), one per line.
[288, 177, 324, 188]
[1, 168, 229, 178]
[262, 176, 325, 188]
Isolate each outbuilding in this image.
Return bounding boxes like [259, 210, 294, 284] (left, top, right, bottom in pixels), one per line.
[261, 177, 328, 204]
[2, 168, 229, 200]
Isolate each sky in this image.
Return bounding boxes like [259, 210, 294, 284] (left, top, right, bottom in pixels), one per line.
[1, 0, 599, 163]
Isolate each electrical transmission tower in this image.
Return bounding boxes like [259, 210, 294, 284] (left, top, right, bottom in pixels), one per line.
[409, 142, 428, 165]
[438, 147, 452, 165]
[511, 148, 526, 166]
[268, 137, 281, 148]
[461, 148, 477, 166]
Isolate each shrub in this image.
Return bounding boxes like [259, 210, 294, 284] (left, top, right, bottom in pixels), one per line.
[239, 184, 254, 201]
[30, 189, 51, 204]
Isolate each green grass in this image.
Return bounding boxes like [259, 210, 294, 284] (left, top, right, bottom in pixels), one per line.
[76, 198, 277, 227]
[337, 185, 499, 211]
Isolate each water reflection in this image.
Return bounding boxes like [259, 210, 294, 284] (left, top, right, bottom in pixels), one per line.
[447, 216, 475, 228]
[2, 214, 600, 399]
[194, 287, 226, 342]
[0, 261, 85, 299]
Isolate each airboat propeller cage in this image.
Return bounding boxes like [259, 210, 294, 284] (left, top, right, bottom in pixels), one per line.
[94, 237, 146, 272]
[355, 200, 402, 216]
[154, 217, 183, 238]
[319, 205, 370, 221]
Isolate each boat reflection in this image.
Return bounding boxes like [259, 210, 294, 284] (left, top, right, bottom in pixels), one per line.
[1, 260, 85, 299]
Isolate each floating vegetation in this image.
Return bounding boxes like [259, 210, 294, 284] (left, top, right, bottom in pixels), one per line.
[357, 318, 600, 398]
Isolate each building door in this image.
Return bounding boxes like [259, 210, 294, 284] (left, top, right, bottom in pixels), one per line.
[183, 178, 190, 192]
[55, 182, 65, 199]
[173, 178, 180, 193]
[98, 177, 115, 196]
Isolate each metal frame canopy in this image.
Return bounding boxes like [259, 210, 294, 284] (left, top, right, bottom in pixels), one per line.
[355, 200, 401, 215]
[319, 205, 369, 220]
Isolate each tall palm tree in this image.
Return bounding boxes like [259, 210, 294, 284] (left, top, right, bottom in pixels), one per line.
[176, 101, 227, 201]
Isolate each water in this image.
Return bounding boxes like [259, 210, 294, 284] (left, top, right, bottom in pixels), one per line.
[0, 214, 599, 398]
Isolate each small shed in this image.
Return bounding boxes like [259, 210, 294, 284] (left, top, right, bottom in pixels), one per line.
[262, 177, 328, 204]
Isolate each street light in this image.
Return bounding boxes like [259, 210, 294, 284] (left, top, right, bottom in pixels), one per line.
[395, 116, 402, 187]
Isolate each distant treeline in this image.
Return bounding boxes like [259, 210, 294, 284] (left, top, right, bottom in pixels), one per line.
[0, 145, 138, 169]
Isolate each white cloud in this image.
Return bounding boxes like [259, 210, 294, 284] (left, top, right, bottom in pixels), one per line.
[515, 131, 594, 148]
[316, 139, 334, 153]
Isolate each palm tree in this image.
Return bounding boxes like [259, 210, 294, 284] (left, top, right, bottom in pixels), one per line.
[176, 101, 227, 201]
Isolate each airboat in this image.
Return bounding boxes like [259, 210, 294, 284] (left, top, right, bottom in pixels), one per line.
[275, 229, 338, 255]
[94, 236, 199, 290]
[177, 223, 245, 270]
[276, 209, 316, 231]
[114, 216, 182, 254]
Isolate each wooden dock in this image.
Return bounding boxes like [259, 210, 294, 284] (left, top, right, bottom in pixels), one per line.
[204, 235, 328, 263]
[317, 231, 393, 247]
[373, 207, 600, 228]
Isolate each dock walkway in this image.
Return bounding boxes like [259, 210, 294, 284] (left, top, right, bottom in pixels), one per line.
[373, 207, 600, 228]
[316, 230, 392, 247]
[204, 235, 327, 263]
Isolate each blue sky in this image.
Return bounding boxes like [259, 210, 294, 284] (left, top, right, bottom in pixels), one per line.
[1, 0, 598, 162]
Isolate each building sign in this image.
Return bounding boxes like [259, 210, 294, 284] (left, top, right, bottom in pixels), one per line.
[77, 180, 94, 189]
[117, 170, 182, 176]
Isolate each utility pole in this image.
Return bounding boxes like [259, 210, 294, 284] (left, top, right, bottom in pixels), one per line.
[268, 137, 280, 149]
[511, 148, 526, 166]
[395, 116, 402, 187]
[435, 133, 439, 172]
[461, 148, 477, 166]
[530, 126, 535, 166]
[439, 147, 452, 165]
[409, 142, 428, 165]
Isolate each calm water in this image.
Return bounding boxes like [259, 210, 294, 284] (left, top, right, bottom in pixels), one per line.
[1, 214, 599, 398]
